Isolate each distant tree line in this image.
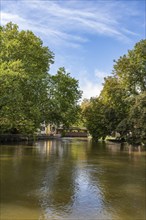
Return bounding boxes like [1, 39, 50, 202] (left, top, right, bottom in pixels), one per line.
[0, 22, 82, 134]
[81, 39, 146, 146]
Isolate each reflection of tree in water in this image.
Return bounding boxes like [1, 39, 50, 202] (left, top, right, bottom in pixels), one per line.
[0, 144, 46, 210]
[39, 139, 77, 217]
[1, 140, 145, 220]
[86, 141, 146, 220]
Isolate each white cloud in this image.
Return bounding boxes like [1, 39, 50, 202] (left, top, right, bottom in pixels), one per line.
[80, 79, 103, 100]
[1, 12, 26, 26]
[94, 69, 109, 82]
[1, 0, 142, 47]
[77, 70, 103, 100]
[77, 68, 110, 99]
[93, 69, 112, 96]
[1, 0, 143, 100]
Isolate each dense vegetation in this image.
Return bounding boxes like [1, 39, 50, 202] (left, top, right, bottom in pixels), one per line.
[82, 40, 146, 145]
[0, 22, 145, 145]
[0, 23, 82, 134]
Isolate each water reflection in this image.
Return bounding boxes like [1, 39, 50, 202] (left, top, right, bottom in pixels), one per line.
[0, 139, 146, 220]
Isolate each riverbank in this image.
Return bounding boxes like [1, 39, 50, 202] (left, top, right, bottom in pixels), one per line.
[0, 134, 61, 144]
[1, 134, 145, 148]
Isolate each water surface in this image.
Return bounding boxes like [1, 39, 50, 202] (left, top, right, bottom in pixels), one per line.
[0, 139, 146, 219]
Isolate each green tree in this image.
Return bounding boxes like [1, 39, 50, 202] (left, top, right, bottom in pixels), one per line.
[48, 67, 82, 127]
[0, 22, 54, 134]
[112, 39, 146, 144]
[113, 39, 146, 95]
[128, 92, 146, 145]
[82, 39, 146, 144]
[79, 98, 90, 127]
[82, 97, 108, 140]
[100, 76, 129, 134]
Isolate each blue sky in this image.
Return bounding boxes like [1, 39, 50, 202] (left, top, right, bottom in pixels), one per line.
[1, 0, 145, 99]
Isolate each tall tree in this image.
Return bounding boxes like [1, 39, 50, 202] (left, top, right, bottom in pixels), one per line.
[82, 39, 146, 144]
[128, 92, 146, 145]
[0, 22, 54, 133]
[48, 67, 82, 127]
[100, 76, 129, 133]
[112, 39, 146, 144]
[82, 97, 108, 140]
[113, 39, 146, 95]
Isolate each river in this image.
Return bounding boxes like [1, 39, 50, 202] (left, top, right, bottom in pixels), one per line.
[0, 138, 146, 220]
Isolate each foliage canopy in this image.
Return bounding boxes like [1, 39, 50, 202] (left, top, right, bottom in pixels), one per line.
[82, 39, 146, 145]
[0, 23, 82, 134]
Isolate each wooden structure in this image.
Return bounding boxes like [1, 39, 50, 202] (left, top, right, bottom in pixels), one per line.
[56, 127, 88, 137]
